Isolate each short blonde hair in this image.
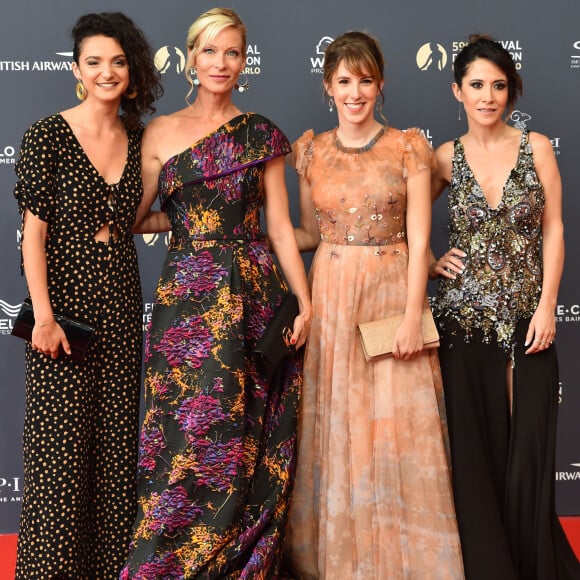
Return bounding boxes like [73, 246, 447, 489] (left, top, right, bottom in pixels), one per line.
[185, 7, 246, 74]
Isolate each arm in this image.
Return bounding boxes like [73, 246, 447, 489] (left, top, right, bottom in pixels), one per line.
[294, 173, 320, 252]
[21, 210, 70, 358]
[263, 156, 312, 348]
[428, 141, 466, 281]
[392, 167, 432, 360]
[132, 119, 171, 234]
[525, 132, 564, 354]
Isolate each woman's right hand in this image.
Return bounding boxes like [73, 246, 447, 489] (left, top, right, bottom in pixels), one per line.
[429, 247, 466, 280]
[31, 319, 70, 359]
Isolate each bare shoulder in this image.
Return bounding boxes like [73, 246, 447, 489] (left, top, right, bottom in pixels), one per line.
[528, 131, 554, 157]
[434, 140, 454, 163]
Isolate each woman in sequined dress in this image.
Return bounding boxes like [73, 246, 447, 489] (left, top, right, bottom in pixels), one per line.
[284, 31, 464, 579]
[120, 8, 311, 579]
[430, 35, 580, 579]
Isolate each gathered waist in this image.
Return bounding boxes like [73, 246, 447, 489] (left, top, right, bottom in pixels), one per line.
[169, 235, 266, 250]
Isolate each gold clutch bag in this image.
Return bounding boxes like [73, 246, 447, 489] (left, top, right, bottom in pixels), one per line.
[357, 307, 440, 362]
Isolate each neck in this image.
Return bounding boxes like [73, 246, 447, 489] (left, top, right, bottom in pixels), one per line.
[335, 119, 384, 148]
[188, 91, 242, 121]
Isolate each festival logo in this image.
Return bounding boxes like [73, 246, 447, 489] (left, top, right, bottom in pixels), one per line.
[416, 43, 448, 71]
[244, 44, 262, 76]
[0, 475, 22, 504]
[556, 304, 580, 324]
[310, 36, 333, 74]
[571, 41, 580, 70]
[509, 110, 561, 156]
[154, 46, 186, 75]
[141, 232, 172, 247]
[0, 144, 16, 165]
[0, 299, 22, 336]
[450, 39, 524, 69]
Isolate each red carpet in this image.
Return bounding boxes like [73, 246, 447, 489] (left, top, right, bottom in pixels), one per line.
[1, 519, 580, 579]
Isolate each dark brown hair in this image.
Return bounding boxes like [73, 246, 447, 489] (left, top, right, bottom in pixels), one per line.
[453, 34, 522, 112]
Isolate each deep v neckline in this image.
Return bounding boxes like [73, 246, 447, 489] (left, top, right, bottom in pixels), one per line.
[459, 131, 525, 211]
[58, 113, 129, 187]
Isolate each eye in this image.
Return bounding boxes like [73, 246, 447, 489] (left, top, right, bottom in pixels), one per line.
[494, 82, 507, 90]
[361, 78, 374, 84]
[203, 47, 215, 54]
[226, 50, 240, 57]
[470, 81, 483, 89]
[114, 59, 127, 67]
[337, 78, 349, 85]
[87, 60, 99, 66]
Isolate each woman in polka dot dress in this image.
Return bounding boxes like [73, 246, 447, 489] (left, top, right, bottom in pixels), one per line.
[13, 13, 162, 579]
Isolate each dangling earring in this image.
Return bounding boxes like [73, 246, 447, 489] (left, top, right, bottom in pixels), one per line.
[458, 102, 463, 121]
[188, 67, 200, 86]
[75, 81, 87, 101]
[328, 97, 334, 113]
[236, 71, 250, 93]
[124, 88, 138, 99]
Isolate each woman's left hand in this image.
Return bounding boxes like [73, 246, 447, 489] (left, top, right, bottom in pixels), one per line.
[525, 305, 556, 354]
[391, 320, 423, 361]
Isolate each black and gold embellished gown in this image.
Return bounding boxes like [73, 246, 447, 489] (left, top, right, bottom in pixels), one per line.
[434, 130, 580, 579]
[13, 114, 144, 579]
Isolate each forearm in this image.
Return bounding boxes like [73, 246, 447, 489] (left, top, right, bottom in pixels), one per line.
[405, 243, 430, 318]
[21, 237, 53, 322]
[133, 210, 171, 234]
[294, 226, 319, 253]
[270, 228, 311, 310]
[538, 227, 564, 311]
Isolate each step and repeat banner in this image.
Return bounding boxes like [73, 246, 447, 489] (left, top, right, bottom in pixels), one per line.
[1, 0, 580, 532]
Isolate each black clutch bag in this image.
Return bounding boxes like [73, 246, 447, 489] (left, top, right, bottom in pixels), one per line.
[254, 294, 300, 378]
[11, 298, 97, 361]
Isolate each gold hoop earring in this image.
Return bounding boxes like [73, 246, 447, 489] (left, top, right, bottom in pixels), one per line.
[75, 81, 87, 101]
[236, 71, 250, 93]
[124, 88, 138, 99]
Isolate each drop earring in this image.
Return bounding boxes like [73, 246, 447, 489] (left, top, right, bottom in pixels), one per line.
[188, 67, 200, 86]
[458, 102, 463, 121]
[236, 71, 250, 93]
[328, 97, 334, 113]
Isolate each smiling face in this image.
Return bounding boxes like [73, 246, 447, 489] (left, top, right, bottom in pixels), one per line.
[73, 34, 130, 103]
[453, 57, 509, 126]
[325, 60, 383, 128]
[192, 26, 245, 94]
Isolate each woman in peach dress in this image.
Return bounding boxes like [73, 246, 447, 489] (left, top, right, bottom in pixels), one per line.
[284, 31, 464, 579]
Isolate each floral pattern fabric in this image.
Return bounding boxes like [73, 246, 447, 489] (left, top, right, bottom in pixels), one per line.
[434, 131, 543, 351]
[121, 114, 301, 579]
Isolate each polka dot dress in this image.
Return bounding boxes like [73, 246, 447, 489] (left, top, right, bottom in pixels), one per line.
[13, 114, 144, 579]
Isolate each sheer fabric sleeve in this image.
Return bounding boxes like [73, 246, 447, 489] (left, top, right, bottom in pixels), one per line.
[13, 118, 57, 223]
[289, 129, 315, 179]
[402, 127, 437, 180]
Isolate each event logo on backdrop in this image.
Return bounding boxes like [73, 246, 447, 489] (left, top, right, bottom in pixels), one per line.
[0, 144, 15, 166]
[0, 51, 71, 72]
[153, 44, 262, 77]
[509, 110, 561, 156]
[310, 36, 333, 74]
[0, 475, 22, 504]
[416, 39, 524, 70]
[0, 298, 21, 335]
[416, 43, 448, 71]
[154, 46, 186, 75]
[571, 41, 580, 69]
